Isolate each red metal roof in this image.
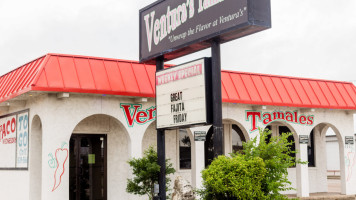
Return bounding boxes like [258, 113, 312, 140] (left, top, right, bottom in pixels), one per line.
[221, 71, 356, 109]
[1, 53, 356, 110]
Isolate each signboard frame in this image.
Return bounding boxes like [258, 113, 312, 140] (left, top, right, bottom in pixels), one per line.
[194, 131, 207, 141]
[345, 136, 354, 145]
[0, 109, 30, 170]
[299, 135, 309, 144]
[139, 0, 271, 63]
[155, 57, 213, 130]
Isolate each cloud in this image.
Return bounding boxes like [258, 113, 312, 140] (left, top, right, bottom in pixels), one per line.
[0, 0, 355, 82]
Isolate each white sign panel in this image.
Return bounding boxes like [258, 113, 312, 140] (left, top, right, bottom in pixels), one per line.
[156, 58, 211, 129]
[0, 116, 17, 168]
[0, 110, 29, 169]
[16, 112, 29, 168]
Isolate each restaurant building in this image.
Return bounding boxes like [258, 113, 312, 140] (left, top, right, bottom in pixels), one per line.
[0, 53, 355, 200]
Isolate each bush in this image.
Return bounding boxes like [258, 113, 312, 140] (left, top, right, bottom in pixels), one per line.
[200, 128, 304, 200]
[243, 128, 305, 199]
[200, 154, 267, 200]
[126, 146, 175, 200]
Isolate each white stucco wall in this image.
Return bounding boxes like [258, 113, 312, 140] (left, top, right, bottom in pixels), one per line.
[326, 135, 341, 170]
[0, 92, 355, 199]
[221, 103, 356, 196]
[0, 171, 29, 200]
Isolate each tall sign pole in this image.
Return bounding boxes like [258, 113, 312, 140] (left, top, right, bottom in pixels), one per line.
[139, 1, 271, 199]
[211, 39, 224, 156]
[156, 56, 166, 200]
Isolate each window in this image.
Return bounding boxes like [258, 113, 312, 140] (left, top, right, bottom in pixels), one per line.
[179, 129, 191, 169]
[205, 128, 214, 167]
[265, 125, 296, 164]
[279, 126, 296, 159]
[231, 124, 246, 153]
[265, 125, 272, 143]
[308, 130, 315, 167]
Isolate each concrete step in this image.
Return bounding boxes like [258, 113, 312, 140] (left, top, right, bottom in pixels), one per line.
[296, 195, 356, 200]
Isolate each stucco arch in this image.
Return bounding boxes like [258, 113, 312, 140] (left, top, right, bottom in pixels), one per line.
[263, 120, 299, 144]
[30, 115, 43, 200]
[141, 122, 194, 151]
[141, 122, 191, 184]
[71, 114, 130, 140]
[223, 118, 250, 141]
[70, 113, 131, 200]
[316, 122, 344, 147]
[142, 122, 157, 153]
[312, 122, 347, 194]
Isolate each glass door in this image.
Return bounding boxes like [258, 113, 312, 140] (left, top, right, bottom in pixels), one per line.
[70, 134, 107, 200]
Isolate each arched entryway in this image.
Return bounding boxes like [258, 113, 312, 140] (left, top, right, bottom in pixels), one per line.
[312, 123, 346, 194]
[142, 122, 157, 153]
[141, 122, 194, 183]
[264, 123, 297, 160]
[263, 121, 299, 194]
[30, 115, 43, 200]
[205, 121, 249, 166]
[69, 114, 130, 200]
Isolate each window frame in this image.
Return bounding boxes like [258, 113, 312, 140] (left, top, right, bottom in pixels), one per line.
[177, 129, 192, 170]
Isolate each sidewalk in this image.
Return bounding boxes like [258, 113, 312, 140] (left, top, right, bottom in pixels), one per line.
[287, 179, 356, 200]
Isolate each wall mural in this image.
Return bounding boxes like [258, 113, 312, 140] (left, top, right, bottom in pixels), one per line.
[345, 144, 356, 182]
[48, 142, 69, 192]
[48, 153, 57, 169]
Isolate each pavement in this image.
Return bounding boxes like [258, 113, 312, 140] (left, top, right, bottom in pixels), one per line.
[287, 179, 356, 200]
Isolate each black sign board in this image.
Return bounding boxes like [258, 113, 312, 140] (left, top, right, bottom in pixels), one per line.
[299, 135, 309, 144]
[194, 131, 207, 141]
[139, 0, 271, 63]
[345, 136, 354, 145]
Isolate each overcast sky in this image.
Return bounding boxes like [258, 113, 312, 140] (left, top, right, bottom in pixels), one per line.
[0, 0, 355, 82]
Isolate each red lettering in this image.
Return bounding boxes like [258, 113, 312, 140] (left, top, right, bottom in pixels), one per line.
[121, 104, 157, 127]
[6, 120, 10, 135]
[273, 112, 284, 120]
[2, 137, 16, 144]
[147, 107, 156, 121]
[120, 104, 141, 126]
[263, 113, 272, 124]
[299, 115, 307, 124]
[136, 111, 148, 124]
[294, 111, 298, 123]
[246, 109, 316, 133]
[246, 111, 261, 132]
[11, 118, 16, 133]
[2, 124, 6, 138]
[307, 116, 314, 125]
[285, 112, 293, 122]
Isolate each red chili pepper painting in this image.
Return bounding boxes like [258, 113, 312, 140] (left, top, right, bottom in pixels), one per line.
[52, 144, 69, 192]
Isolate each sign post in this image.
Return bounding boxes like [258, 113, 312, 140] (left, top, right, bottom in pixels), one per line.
[156, 56, 166, 200]
[155, 57, 212, 200]
[211, 39, 223, 157]
[139, 1, 271, 199]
